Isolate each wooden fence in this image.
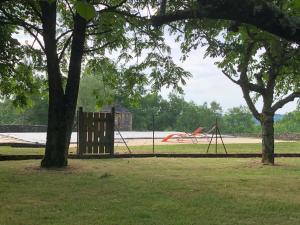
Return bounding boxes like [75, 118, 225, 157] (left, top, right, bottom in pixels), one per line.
[77, 107, 115, 155]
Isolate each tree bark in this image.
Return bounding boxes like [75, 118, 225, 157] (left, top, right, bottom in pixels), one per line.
[261, 112, 275, 165]
[39, 1, 67, 168]
[39, 1, 87, 168]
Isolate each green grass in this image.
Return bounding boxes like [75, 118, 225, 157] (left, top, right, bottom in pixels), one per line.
[1, 141, 300, 155]
[1, 158, 300, 225]
[0, 146, 77, 155]
[0, 146, 45, 155]
[124, 141, 300, 154]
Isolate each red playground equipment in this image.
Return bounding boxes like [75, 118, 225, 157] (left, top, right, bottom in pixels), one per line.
[162, 127, 209, 143]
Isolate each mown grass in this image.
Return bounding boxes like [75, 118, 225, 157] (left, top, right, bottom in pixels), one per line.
[124, 141, 300, 154]
[1, 158, 300, 225]
[0, 146, 77, 155]
[1, 141, 300, 155]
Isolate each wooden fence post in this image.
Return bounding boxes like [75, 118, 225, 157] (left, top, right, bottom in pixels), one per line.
[78, 107, 84, 155]
[110, 107, 115, 156]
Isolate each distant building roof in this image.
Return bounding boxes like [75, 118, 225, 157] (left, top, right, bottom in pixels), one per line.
[100, 104, 131, 113]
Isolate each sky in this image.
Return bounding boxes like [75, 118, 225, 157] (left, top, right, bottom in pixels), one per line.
[160, 35, 298, 114]
[15, 31, 298, 114]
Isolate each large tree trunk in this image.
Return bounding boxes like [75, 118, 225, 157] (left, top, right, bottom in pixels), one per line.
[42, 106, 69, 167]
[39, 1, 66, 167]
[261, 112, 275, 165]
[40, 1, 87, 168]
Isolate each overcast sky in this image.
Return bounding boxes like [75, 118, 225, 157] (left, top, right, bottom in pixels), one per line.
[15, 31, 298, 114]
[161, 35, 298, 114]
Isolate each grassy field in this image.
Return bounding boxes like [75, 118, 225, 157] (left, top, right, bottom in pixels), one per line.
[126, 141, 300, 154]
[1, 141, 300, 155]
[1, 158, 300, 225]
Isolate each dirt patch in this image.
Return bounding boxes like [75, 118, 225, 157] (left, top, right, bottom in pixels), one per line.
[1, 134, 293, 148]
[116, 137, 292, 147]
[22, 163, 83, 174]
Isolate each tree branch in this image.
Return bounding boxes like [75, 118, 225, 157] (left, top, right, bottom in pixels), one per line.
[56, 29, 73, 42]
[58, 34, 73, 62]
[224, 68, 263, 118]
[159, 0, 167, 15]
[28, 1, 42, 19]
[222, 70, 240, 84]
[0, 10, 42, 33]
[254, 71, 265, 88]
[272, 92, 300, 111]
[99, 9, 140, 19]
[64, 0, 75, 18]
[235, 41, 261, 120]
[247, 82, 265, 94]
[86, 29, 113, 36]
[151, 0, 300, 43]
[241, 84, 261, 120]
[83, 41, 116, 54]
[97, 0, 127, 13]
[0, 8, 45, 51]
[23, 25, 45, 52]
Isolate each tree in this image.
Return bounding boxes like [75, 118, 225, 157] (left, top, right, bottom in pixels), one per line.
[174, 102, 209, 132]
[21, 95, 49, 125]
[152, 0, 300, 44]
[0, 95, 48, 125]
[77, 58, 117, 112]
[0, 1, 189, 167]
[206, 27, 299, 164]
[0, 101, 19, 124]
[125, 93, 169, 130]
[164, 93, 186, 130]
[124, 93, 224, 132]
[210, 101, 222, 117]
[0, 23, 41, 106]
[275, 109, 300, 133]
[223, 106, 256, 134]
[151, 1, 300, 165]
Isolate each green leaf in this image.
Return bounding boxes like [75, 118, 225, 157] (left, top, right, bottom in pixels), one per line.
[75, 1, 96, 21]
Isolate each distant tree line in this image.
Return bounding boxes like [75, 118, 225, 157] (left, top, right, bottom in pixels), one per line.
[275, 110, 300, 134]
[2, 90, 298, 135]
[122, 93, 258, 134]
[0, 96, 48, 125]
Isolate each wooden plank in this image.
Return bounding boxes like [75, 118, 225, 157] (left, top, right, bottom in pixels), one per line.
[92, 112, 97, 154]
[105, 113, 112, 154]
[105, 108, 115, 155]
[111, 108, 115, 155]
[78, 107, 84, 155]
[99, 113, 105, 153]
[82, 111, 88, 154]
[76, 109, 79, 155]
[87, 112, 93, 154]
[93, 112, 100, 154]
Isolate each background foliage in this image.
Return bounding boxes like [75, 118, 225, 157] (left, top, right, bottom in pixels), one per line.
[1, 89, 299, 135]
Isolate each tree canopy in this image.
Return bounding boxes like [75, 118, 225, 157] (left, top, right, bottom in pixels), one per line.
[152, 0, 300, 44]
[150, 0, 300, 164]
[0, 0, 192, 167]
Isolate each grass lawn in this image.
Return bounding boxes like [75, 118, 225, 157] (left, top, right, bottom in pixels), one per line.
[126, 141, 300, 154]
[1, 141, 299, 155]
[0, 158, 300, 224]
